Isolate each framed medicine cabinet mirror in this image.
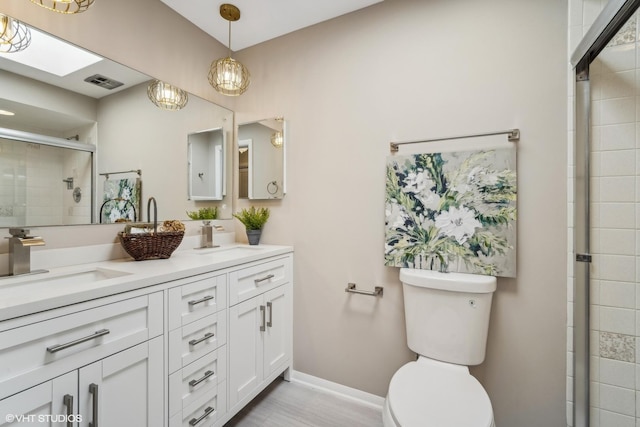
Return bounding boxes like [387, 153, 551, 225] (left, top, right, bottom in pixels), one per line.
[238, 117, 286, 200]
[0, 16, 234, 227]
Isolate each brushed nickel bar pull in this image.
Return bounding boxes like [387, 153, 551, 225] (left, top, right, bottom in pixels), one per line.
[189, 370, 214, 388]
[390, 129, 520, 153]
[189, 406, 214, 426]
[266, 302, 273, 327]
[345, 283, 384, 297]
[189, 332, 214, 347]
[47, 329, 110, 353]
[188, 295, 214, 306]
[89, 383, 99, 427]
[260, 305, 266, 332]
[63, 394, 74, 427]
[254, 274, 275, 284]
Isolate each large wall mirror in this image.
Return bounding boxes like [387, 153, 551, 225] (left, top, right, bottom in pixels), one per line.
[238, 118, 286, 200]
[0, 17, 234, 227]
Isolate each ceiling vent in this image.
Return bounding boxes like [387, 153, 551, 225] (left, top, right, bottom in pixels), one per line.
[83, 74, 124, 90]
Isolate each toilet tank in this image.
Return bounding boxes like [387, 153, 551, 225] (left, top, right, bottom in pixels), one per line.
[400, 268, 497, 366]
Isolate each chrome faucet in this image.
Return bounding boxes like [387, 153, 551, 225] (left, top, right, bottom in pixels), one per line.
[195, 221, 222, 250]
[202, 221, 214, 248]
[7, 228, 47, 276]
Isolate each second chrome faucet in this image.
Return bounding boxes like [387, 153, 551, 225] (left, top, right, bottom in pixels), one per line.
[7, 228, 47, 276]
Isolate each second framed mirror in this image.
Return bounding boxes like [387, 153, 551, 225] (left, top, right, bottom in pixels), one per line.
[238, 117, 286, 200]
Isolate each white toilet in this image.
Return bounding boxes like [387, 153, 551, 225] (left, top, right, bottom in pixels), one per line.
[383, 268, 497, 427]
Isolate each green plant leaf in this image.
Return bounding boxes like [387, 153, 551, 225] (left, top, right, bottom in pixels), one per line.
[233, 206, 270, 230]
[186, 206, 218, 220]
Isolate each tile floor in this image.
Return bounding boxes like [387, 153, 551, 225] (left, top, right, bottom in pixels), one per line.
[225, 378, 384, 427]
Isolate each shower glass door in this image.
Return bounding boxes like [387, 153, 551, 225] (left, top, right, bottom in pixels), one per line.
[574, 4, 640, 426]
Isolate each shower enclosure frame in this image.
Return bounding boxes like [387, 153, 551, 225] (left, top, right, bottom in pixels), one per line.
[571, 1, 640, 426]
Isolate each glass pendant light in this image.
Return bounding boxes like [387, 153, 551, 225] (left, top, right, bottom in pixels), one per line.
[271, 117, 284, 148]
[147, 80, 189, 111]
[208, 4, 250, 97]
[29, 0, 94, 14]
[0, 14, 31, 53]
[271, 131, 283, 148]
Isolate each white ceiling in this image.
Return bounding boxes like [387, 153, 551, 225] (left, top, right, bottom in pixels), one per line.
[159, 0, 384, 51]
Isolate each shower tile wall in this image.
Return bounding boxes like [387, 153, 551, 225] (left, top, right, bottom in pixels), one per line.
[0, 139, 92, 227]
[568, 2, 640, 426]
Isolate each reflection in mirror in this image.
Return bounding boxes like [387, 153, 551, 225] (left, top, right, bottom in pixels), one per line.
[0, 129, 94, 226]
[238, 118, 286, 200]
[0, 16, 234, 226]
[99, 169, 140, 224]
[96, 81, 231, 220]
[188, 128, 225, 201]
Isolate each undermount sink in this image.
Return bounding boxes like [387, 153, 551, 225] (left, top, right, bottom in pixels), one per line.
[191, 245, 267, 257]
[0, 267, 132, 289]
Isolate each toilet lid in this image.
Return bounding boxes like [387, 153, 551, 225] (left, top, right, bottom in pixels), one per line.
[387, 360, 494, 427]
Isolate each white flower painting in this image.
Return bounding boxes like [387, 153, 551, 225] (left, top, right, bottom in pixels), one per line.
[434, 206, 482, 245]
[385, 148, 517, 277]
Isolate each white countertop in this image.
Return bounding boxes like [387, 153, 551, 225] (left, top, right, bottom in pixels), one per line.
[0, 244, 293, 322]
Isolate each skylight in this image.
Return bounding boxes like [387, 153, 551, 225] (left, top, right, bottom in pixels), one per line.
[0, 27, 102, 76]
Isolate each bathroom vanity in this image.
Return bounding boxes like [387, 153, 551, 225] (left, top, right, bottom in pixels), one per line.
[0, 245, 293, 427]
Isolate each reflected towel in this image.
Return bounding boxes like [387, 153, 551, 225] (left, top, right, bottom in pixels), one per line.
[102, 178, 141, 223]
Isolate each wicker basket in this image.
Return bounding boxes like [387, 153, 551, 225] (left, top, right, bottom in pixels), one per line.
[118, 196, 184, 261]
[118, 230, 184, 261]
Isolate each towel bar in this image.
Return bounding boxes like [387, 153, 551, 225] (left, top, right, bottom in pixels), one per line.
[390, 128, 520, 153]
[345, 283, 383, 297]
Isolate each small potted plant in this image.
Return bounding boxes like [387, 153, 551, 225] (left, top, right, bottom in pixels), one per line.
[186, 206, 218, 225]
[233, 206, 270, 245]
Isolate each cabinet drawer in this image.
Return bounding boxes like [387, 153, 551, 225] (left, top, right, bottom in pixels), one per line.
[169, 312, 227, 374]
[229, 256, 292, 306]
[0, 292, 163, 400]
[169, 346, 227, 417]
[169, 381, 226, 427]
[168, 274, 227, 331]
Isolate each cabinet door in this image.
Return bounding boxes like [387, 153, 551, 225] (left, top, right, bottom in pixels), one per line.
[263, 285, 291, 378]
[0, 371, 76, 427]
[79, 337, 163, 427]
[228, 297, 264, 411]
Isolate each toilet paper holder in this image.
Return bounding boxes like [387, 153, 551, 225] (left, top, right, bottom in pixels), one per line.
[345, 283, 383, 297]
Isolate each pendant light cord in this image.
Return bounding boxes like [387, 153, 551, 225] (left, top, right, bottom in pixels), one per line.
[227, 20, 232, 58]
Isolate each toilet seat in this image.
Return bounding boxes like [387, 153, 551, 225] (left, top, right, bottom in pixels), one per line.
[386, 358, 494, 427]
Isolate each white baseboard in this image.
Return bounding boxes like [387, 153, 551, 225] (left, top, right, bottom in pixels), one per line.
[290, 370, 385, 410]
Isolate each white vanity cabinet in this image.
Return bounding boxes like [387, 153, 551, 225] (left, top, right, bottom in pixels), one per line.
[0, 246, 294, 427]
[0, 292, 164, 426]
[227, 256, 293, 415]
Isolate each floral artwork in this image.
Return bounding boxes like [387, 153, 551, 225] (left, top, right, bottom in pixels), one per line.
[385, 148, 517, 277]
[102, 178, 141, 223]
